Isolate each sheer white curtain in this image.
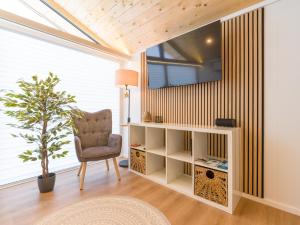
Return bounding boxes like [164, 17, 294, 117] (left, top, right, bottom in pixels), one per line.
[0, 28, 120, 185]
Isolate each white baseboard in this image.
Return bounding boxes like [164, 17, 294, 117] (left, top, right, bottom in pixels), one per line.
[241, 193, 300, 217]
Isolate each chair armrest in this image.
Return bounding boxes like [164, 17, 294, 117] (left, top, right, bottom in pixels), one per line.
[74, 136, 83, 161]
[108, 134, 122, 151]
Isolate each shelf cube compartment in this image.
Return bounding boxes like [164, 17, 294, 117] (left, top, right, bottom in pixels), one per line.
[147, 152, 166, 184]
[146, 127, 166, 156]
[166, 129, 192, 163]
[193, 132, 228, 172]
[130, 125, 146, 151]
[167, 158, 192, 195]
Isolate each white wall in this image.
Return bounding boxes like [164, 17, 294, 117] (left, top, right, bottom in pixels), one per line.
[120, 54, 141, 157]
[264, 0, 300, 215]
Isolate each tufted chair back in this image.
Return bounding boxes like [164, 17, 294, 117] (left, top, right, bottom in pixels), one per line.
[74, 109, 112, 149]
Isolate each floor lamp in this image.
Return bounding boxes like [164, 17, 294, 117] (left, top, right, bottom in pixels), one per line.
[115, 69, 138, 168]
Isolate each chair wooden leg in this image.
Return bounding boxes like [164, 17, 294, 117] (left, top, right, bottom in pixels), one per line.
[77, 163, 83, 176]
[113, 158, 121, 181]
[80, 162, 87, 190]
[105, 159, 109, 171]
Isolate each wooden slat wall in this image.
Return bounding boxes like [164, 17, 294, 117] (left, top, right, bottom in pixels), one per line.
[141, 9, 264, 197]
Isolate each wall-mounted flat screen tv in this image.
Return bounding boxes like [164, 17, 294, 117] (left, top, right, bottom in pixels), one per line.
[146, 21, 221, 89]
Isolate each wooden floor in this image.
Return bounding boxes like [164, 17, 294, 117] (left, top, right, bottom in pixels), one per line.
[1, 160, 299, 225]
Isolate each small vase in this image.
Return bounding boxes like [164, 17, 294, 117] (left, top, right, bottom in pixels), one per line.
[143, 112, 152, 122]
[37, 172, 56, 193]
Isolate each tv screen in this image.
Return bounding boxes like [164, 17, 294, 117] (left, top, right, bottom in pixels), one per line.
[146, 21, 221, 89]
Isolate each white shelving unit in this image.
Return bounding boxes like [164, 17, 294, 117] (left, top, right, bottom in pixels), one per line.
[129, 123, 241, 214]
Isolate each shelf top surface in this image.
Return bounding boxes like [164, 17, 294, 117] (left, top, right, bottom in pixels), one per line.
[130, 122, 239, 134]
[168, 151, 192, 163]
[147, 148, 166, 156]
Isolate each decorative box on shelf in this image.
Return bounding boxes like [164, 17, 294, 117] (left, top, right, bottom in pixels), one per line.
[194, 165, 228, 206]
[130, 148, 146, 174]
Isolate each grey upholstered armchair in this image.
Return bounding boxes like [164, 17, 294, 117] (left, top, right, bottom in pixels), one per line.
[74, 109, 122, 190]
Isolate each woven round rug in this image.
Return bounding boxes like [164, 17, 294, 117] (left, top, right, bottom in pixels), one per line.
[35, 196, 170, 225]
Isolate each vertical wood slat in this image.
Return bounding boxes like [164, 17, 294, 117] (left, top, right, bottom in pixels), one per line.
[249, 10, 253, 195]
[240, 13, 245, 193]
[140, 9, 264, 197]
[257, 8, 264, 197]
[244, 12, 249, 194]
[228, 19, 232, 118]
[253, 9, 258, 197]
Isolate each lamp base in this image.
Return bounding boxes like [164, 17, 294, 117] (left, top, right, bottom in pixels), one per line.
[119, 159, 128, 168]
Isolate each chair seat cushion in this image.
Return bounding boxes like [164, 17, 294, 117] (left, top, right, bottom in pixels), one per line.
[81, 146, 120, 161]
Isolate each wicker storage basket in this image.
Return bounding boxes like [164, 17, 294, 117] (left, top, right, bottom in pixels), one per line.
[194, 165, 228, 206]
[130, 149, 146, 174]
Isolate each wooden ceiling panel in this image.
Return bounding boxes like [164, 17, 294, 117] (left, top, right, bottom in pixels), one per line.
[106, 0, 185, 40]
[122, 0, 259, 53]
[51, 0, 262, 55]
[99, 0, 162, 33]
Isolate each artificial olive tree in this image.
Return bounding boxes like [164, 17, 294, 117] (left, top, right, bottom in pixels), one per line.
[0, 73, 81, 178]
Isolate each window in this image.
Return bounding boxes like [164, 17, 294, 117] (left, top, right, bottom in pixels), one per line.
[0, 28, 120, 185]
[0, 0, 55, 28]
[0, 0, 95, 42]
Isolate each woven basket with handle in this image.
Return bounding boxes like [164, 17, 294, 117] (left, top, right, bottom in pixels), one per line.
[194, 165, 228, 206]
[130, 149, 146, 174]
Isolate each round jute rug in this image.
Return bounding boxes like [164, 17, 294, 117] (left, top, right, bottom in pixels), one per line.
[35, 196, 171, 225]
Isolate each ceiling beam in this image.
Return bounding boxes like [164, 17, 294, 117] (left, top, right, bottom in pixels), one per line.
[42, 0, 110, 47]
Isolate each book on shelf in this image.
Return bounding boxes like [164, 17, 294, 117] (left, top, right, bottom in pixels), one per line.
[130, 144, 146, 151]
[198, 158, 228, 170]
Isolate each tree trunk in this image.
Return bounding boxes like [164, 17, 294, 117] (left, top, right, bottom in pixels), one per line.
[41, 118, 48, 178]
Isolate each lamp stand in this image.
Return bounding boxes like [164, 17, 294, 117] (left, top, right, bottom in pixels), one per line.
[126, 84, 131, 123]
[119, 84, 130, 168]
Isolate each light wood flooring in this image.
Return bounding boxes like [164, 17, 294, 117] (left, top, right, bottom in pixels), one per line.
[0, 160, 299, 225]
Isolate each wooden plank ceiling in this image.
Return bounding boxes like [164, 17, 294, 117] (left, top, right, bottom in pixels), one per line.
[49, 0, 262, 55]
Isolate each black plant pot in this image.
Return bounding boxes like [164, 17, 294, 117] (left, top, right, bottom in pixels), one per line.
[37, 173, 56, 193]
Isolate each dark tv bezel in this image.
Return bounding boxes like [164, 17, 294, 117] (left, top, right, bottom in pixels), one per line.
[146, 21, 221, 89]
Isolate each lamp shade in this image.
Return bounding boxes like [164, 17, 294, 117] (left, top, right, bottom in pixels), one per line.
[115, 69, 138, 87]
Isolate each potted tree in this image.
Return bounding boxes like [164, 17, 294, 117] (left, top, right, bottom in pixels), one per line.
[0, 73, 81, 193]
